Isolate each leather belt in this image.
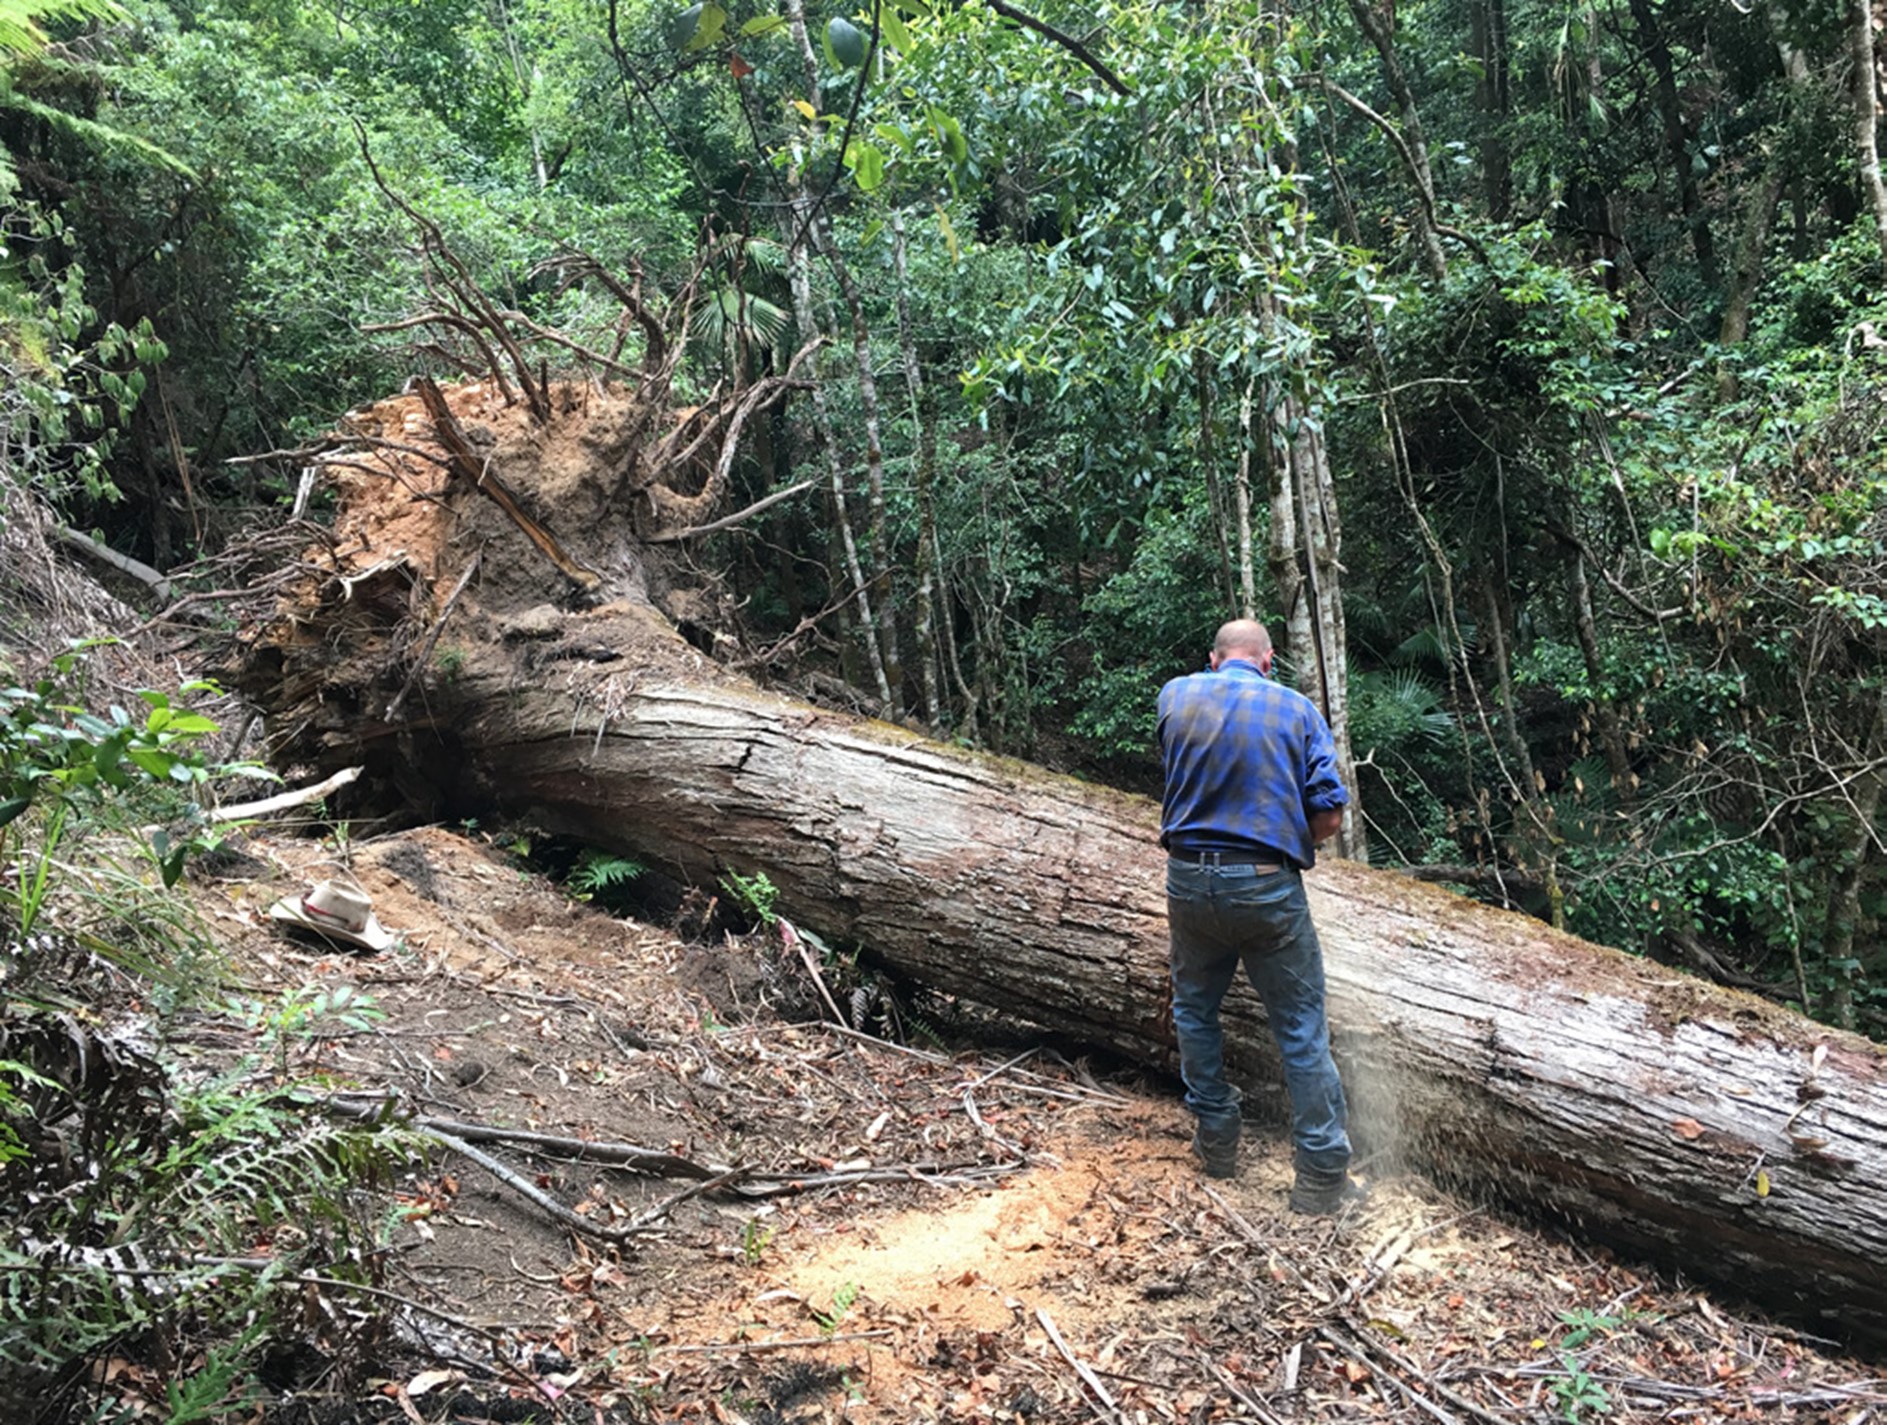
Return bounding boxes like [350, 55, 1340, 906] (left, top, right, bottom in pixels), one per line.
[1170, 850, 1284, 872]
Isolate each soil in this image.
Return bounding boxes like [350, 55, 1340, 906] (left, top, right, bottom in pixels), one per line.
[183, 823, 1886, 1423]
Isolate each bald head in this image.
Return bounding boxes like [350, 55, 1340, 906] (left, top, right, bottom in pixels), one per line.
[1212, 619, 1273, 664]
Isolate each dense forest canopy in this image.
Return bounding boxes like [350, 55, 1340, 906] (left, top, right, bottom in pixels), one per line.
[1, 0, 1883, 1034]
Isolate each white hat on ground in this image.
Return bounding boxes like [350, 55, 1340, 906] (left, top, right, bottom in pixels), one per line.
[267, 878, 397, 952]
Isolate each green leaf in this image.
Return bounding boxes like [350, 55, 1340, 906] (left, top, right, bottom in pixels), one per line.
[126, 747, 174, 780]
[684, 3, 727, 50]
[846, 142, 887, 191]
[927, 106, 966, 165]
[738, 13, 785, 36]
[881, 6, 913, 52]
[667, 3, 704, 48]
[936, 205, 960, 262]
[0, 796, 30, 829]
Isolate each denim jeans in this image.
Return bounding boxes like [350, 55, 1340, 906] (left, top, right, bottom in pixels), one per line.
[1166, 859, 1351, 1172]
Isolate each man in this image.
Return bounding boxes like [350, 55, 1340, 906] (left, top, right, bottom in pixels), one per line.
[1157, 618, 1360, 1214]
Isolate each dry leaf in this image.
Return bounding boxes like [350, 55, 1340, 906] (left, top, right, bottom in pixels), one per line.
[405, 1369, 460, 1397]
[1671, 1118, 1706, 1140]
[1343, 1360, 1371, 1383]
[1811, 1043, 1828, 1072]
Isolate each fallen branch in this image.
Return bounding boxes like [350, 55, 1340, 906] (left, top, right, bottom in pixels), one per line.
[416, 1118, 706, 1172]
[210, 766, 362, 823]
[51, 525, 173, 602]
[731, 1159, 1021, 1197]
[420, 1125, 667, 1246]
[626, 1165, 751, 1229]
[644, 478, 817, 543]
[327, 1094, 1018, 1198]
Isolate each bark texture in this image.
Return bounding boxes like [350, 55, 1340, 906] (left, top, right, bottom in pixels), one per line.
[234, 382, 1887, 1346]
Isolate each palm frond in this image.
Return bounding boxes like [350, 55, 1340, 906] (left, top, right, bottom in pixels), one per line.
[1350, 665, 1456, 754]
[1392, 621, 1475, 668]
[690, 287, 789, 349]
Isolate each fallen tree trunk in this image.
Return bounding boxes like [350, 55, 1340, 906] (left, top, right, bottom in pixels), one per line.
[231, 380, 1887, 1346]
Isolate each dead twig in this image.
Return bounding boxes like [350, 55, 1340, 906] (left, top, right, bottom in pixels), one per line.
[654, 1330, 893, 1355]
[779, 918, 848, 1027]
[961, 1087, 1030, 1162]
[1334, 1314, 1516, 1425]
[1316, 1325, 1446, 1420]
[625, 1165, 750, 1229]
[1036, 1308, 1125, 1424]
[303, 1273, 565, 1412]
[1195, 1350, 1288, 1425]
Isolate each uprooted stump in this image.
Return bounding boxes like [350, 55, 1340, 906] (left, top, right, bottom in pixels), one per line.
[228, 376, 1887, 1348]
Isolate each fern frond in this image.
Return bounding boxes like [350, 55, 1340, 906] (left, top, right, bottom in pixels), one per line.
[0, 86, 196, 178]
[163, 1101, 411, 1248]
[0, 0, 123, 56]
[570, 849, 644, 893]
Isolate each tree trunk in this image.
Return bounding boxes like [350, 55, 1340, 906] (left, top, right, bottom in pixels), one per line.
[1630, 0, 1718, 289]
[1716, 161, 1787, 399]
[1471, 0, 1512, 221]
[1851, 0, 1887, 276]
[1343, 0, 1450, 283]
[889, 209, 942, 731]
[1562, 539, 1635, 793]
[233, 381, 1887, 1347]
[787, 0, 901, 700]
[783, 188, 892, 707]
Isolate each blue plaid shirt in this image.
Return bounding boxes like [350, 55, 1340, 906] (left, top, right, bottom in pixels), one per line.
[1157, 658, 1349, 869]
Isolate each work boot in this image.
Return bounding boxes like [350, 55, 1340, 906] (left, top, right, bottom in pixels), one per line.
[1191, 1119, 1240, 1179]
[1289, 1160, 1368, 1215]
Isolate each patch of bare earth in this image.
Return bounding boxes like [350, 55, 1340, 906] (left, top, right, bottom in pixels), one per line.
[195, 826, 1885, 1423]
